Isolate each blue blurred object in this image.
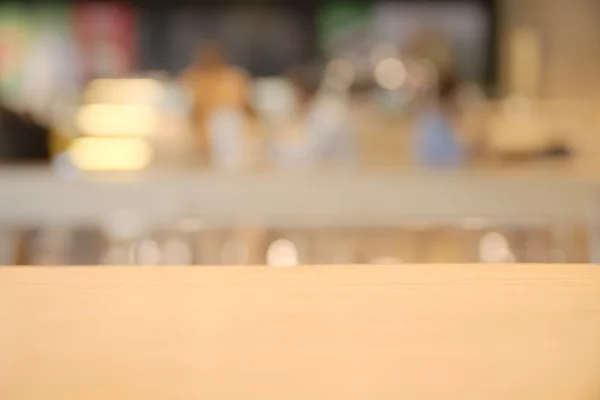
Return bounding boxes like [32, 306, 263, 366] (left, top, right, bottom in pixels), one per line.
[414, 108, 466, 168]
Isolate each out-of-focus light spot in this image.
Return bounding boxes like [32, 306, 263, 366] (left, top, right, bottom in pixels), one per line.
[221, 240, 250, 265]
[84, 78, 163, 105]
[479, 232, 516, 263]
[69, 137, 153, 171]
[162, 239, 193, 265]
[75, 104, 159, 137]
[324, 59, 355, 91]
[370, 43, 399, 65]
[267, 239, 299, 267]
[134, 239, 161, 265]
[374, 58, 407, 90]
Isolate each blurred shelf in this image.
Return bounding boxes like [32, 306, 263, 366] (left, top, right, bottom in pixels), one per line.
[0, 166, 597, 227]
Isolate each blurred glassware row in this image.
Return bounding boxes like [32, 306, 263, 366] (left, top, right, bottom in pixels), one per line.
[46, 72, 586, 176]
[3, 222, 590, 266]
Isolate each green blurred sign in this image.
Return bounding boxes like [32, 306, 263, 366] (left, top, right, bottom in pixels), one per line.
[318, 1, 372, 56]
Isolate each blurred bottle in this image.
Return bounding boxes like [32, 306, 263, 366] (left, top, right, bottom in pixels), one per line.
[180, 42, 251, 165]
[206, 106, 261, 171]
[269, 66, 356, 168]
[413, 74, 467, 168]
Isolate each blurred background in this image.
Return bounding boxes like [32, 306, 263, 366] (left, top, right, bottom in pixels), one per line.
[0, 0, 598, 266]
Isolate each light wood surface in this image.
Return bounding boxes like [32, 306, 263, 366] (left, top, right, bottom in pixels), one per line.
[0, 265, 599, 399]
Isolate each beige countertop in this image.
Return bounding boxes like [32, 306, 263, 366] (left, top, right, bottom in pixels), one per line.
[0, 265, 599, 399]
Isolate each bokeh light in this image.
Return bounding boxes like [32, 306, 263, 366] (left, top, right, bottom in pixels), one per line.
[267, 239, 299, 267]
[69, 137, 153, 171]
[374, 58, 407, 90]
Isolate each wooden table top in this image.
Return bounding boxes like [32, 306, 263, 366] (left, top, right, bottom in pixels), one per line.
[0, 265, 599, 400]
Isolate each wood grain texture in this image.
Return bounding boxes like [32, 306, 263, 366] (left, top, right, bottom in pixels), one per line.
[0, 265, 599, 399]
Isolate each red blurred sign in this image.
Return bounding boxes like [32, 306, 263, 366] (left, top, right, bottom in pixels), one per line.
[74, 3, 137, 79]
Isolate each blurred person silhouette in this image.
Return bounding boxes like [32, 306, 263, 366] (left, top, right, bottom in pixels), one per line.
[413, 74, 466, 168]
[180, 42, 251, 164]
[270, 66, 356, 168]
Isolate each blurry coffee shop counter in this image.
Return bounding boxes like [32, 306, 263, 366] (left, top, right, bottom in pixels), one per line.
[2, 52, 600, 266]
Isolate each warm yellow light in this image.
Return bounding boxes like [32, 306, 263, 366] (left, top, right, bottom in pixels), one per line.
[84, 78, 163, 105]
[69, 137, 153, 171]
[75, 104, 159, 137]
[374, 58, 407, 90]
